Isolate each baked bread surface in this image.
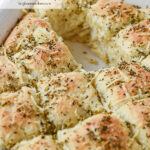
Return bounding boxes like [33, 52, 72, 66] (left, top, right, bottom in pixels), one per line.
[3, 13, 80, 80]
[37, 72, 103, 129]
[57, 114, 141, 150]
[0, 0, 149, 149]
[0, 87, 44, 148]
[12, 135, 60, 150]
[95, 62, 150, 149]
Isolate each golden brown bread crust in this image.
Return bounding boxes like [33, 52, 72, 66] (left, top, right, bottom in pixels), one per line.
[95, 62, 150, 149]
[95, 62, 150, 110]
[0, 87, 45, 149]
[110, 19, 150, 64]
[91, 0, 143, 34]
[4, 13, 51, 51]
[12, 40, 79, 79]
[37, 72, 103, 129]
[57, 114, 140, 150]
[3, 13, 80, 79]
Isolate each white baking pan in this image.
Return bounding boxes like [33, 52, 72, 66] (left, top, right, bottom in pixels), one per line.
[0, 0, 150, 71]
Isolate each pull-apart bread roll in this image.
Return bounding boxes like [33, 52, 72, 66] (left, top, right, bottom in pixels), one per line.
[0, 87, 45, 149]
[114, 98, 150, 150]
[3, 13, 80, 79]
[12, 135, 61, 150]
[57, 114, 141, 150]
[0, 56, 27, 93]
[35, 0, 97, 43]
[95, 62, 150, 149]
[110, 19, 150, 64]
[95, 62, 150, 111]
[87, 0, 145, 63]
[37, 72, 103, 129]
